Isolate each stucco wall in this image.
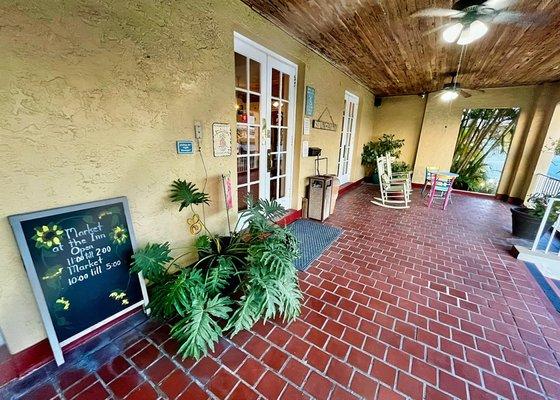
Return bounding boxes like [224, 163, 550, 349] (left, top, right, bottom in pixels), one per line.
[370, 95, 426, 166]
[0, 0, 375, 353]
[413, 86, 539, 188]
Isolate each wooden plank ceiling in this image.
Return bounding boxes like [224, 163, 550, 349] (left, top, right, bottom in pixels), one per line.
[240, 0, 560, 96]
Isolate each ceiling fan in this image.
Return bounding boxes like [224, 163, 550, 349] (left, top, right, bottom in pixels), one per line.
[440, 71, 484, 101]
[412, 0, 541, 45]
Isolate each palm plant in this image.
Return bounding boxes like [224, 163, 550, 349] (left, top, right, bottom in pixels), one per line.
[131, 181, 301, 359]
[451, 108, 520, 193]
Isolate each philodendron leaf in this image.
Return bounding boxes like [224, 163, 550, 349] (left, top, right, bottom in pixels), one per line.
[130, 242, 173, 282]
[170, 180, 210, 211]
[171, 293, 232, 360]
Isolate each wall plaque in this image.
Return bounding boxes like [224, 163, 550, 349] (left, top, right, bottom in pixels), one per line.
[312, 107, 337, 131]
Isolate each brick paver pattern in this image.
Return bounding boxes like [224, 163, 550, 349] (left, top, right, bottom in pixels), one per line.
[13, 185, 560, 399]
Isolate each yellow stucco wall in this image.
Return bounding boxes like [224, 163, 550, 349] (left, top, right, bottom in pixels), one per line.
[0, 0, 375, 353]
[413, 86, 539, 187]
[370, 95, 427, 166]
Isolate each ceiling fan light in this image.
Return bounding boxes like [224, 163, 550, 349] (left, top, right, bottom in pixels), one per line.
[441, 89, 459, 102]
[470, 20, 488, 40]
[442, 23, 464, 43]
[457, 20, 488, 45]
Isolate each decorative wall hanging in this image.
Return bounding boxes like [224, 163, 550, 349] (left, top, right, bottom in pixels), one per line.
[305, 86, 315, 116]
[312, 107, 337, 131]
[212, 123, 232, 157]
[9, 197, 149, 366]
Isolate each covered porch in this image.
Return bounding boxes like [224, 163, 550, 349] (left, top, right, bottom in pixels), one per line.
[2, 187, 560, 399]
[1, 1, 560, 399]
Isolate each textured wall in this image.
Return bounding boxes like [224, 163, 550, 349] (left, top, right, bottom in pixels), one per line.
[0, 0, 375, 353]
[370, 95, 427, 167]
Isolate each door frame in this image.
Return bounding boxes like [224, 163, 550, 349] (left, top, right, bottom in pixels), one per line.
[338, 91, 360, 184]
[234, 32, 298, 209]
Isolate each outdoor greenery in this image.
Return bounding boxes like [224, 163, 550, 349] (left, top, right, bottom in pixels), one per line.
[361, 134, 410, 176]
[451, 108, 520, 193]
[526, 193, 560, 221]
[130, 180, 301, 360]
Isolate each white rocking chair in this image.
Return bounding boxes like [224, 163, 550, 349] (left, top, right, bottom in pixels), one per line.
[371, 155, 411, 209]
[384, 153, 412, 193]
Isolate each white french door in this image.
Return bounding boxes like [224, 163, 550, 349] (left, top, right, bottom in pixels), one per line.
[234, 33, 297, 211]
[337, 91, 360, 184]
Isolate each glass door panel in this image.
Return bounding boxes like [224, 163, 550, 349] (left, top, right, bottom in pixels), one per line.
[235, 34, 296, 212]
[338, 92, 359, 184]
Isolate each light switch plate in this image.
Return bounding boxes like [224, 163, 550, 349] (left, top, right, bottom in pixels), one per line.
[194, 121, 203, 139]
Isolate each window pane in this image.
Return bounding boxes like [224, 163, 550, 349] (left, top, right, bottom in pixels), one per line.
[281, 73, 290, 100]
[249, 59, 260, 93]
[249, 127, 260, 154]
[235, 53, 247, 89]
[237, 125, 248, 155]
[237, 157, 248, 185]
[249, 93, 260, 125]
[271, 100, 285, 126]
[279, 128, 288, 151]
[271, 68, 280, 98]
[270, 128, 278, 152]
[279, 153, 286, 175]
[248, 156, 260, 183]
[279, 177, 286, 198]
[238, 185, 248, 211]
[270, 178, 278, 200]
[269, 153, 278, 177]
[249, 183, 260, 204]
[236, 91, 247, 123]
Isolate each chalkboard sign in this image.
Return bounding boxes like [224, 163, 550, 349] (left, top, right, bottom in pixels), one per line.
[9, 197, 148, 365]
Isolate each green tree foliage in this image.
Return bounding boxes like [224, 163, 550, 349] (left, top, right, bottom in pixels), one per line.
[451, 108, 520, 193]
[131, 181, 302, 360]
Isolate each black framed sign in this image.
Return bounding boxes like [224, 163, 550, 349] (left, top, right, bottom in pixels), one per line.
[9, 197, 148, 365]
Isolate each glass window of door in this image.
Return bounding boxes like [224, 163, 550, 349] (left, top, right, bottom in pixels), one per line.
[234, 34, 297, 212]
[338, 91, 360, 184]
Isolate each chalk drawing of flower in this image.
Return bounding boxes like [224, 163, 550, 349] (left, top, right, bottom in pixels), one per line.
[32, 224, 64, 250]
[110, 226, 128, 245]
[56, 297, 70, 311]
[109, 290, 129, 306]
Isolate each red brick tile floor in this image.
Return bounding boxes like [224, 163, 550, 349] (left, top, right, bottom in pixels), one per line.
[3, 184, 560, 399]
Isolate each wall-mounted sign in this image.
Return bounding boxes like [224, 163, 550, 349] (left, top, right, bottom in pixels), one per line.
[305, 86, 315, 116]
[9, 197, 148, 366]
[176, 140, 194, 154]
[312, 107, 337, 131]
[212, 123, 232, 157]
[303, 117, 311, 135]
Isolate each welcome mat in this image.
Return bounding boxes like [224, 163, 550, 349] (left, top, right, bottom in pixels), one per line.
[289, 219, 342, 271]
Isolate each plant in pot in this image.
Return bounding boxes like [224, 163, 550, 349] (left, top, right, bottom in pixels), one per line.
[131, 179, 302, 359]
[361, 133, 409, 184]
[511, 193, 560, 240]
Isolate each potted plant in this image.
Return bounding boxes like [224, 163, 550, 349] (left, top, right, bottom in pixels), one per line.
[511, 194, 560, 240]
[131, 180, 302, 359]
[361, 133, 409, 184]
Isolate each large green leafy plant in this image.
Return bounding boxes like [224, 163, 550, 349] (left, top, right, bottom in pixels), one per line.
[131, 180, 301, 359]
[361, 133, 409, 176]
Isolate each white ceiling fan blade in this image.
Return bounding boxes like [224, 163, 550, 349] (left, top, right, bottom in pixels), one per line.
[483, 0, 518, 10]
[411, 8, 464, 18]
[491, 11, 547, 25]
